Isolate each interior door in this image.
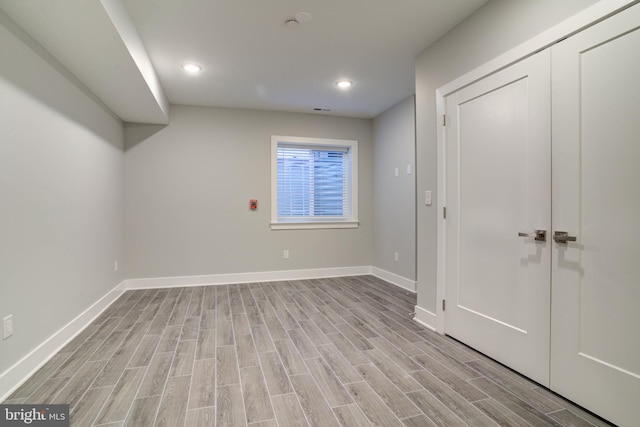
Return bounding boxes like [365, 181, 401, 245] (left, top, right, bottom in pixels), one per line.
[444, 50, 551, 386]
[550, 5, 640, 426]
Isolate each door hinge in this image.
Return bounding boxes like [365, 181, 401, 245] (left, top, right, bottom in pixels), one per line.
[442, 114, 446, 126]
[442, 299, 446, 311]
[443, 207, 447, 219]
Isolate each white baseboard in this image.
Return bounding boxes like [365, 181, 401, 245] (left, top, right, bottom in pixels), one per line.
[414, 304, 438, 332]
[125, 266, 372, 289]
[0, 281, 127, 402]
[371, 267, 416, 293]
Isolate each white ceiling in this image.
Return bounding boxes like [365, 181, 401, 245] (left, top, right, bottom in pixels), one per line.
[0, 0, 488, 123]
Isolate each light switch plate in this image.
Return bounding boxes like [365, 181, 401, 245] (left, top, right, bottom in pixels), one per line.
[3, 315, 13, 340]
[425, 191, 432, 206]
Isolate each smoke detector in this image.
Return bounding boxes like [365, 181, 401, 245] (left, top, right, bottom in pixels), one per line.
[285, 12, 311, 27]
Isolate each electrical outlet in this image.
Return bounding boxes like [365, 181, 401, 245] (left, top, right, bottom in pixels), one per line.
[394, 252, 399, 262]
[283, 250, 290, 259]
[3, 315, 13, 340]
[114, 260, 119, 272]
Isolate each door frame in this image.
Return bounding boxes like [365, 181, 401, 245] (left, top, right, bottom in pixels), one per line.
[417, 0, 640, 334]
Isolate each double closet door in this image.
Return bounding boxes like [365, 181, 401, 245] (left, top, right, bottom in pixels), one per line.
[443, 5, 640, 426]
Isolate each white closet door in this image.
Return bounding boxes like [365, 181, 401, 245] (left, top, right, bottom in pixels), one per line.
[550, 4, 640, 426]
[444, 50, 552, 386]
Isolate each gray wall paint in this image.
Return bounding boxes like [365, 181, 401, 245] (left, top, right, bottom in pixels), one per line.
[372, 96, 416, 281]
[124, 105, 373, 279]
[0, 20, 124, 374]
[415, 0, 600, 312]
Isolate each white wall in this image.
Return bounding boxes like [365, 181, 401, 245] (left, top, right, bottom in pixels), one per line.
[415, 0, 600, 312]
[124, 105, 373, 280]
[372, 96, 416, 283]
[0, 15, 124, 376]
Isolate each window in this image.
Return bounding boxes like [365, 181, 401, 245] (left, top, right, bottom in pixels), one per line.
[271, 136, 358, 229]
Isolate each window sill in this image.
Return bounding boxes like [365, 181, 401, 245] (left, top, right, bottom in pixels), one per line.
[270, 221, 359, 230]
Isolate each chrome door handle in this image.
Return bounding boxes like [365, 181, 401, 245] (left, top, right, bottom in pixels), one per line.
[518, 229, 546, 242]
[553, 231, 577, 243]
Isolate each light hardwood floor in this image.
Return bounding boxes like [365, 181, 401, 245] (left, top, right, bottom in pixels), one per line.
[3, 276, 612, 426]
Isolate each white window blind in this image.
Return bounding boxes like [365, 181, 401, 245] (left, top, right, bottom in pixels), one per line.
[277, 144, 351, 219]
[271, 136, 358, 229]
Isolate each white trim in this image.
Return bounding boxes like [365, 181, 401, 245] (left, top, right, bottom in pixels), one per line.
[435, 90, 447, 336]
[434, 0, 637, 336]
[371, 267, 416, 293]
[0, 281, 127, 402]
[270, 221, 359, 230]
[413, 305, 438, 332]
[125, 266, 372, 289]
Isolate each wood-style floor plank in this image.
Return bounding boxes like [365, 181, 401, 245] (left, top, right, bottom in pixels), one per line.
[184, 407, 215, 427]
[363, 348, 423, 393]
[29, 377, 70, 405]
[241, 366, 275, 423]
[216, 384, 246, 427]
[122, 395, 161, 427]
[169, 340, 196, 377]
[405, 389, 467, 426]
[304, 357, 353, 407]
[346, 381, 404, 426]
[356, 363, 421, 419]
[8, 353, 71, 400]
[332, 403, 372, 427]
[290, 374, 341, 427]
[188, 358, 216, 409]
[52, 360, 107, 405]
[315, 344, 362, 384]
[128, 334, 160, 368]
[70, 386, 114, 426]
[473, 398, 532, 427]
[257, 351, 292, 396]
[409, 370, 495, 426]
[136, 352, 173, 398]
[274, 339, 308, 376]
[402, 414, 438, 427]
[154, 375, 190, 427]
[216, 346, 240, 386]
[271, 393, 309, 427]
[236, 333, 260, 368]
[469, 377, 562, 427]
[94, 367, 146, 425]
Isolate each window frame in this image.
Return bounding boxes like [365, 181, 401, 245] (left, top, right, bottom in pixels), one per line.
[271, 135, 359, 230]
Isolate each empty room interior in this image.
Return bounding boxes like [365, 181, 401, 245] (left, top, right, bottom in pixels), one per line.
[1, 0, 639, 426]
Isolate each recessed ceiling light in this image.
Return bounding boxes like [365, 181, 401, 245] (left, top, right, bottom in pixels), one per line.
[285, 12, 311, 28]
[336, 80, 353, 89]
[181, 63, 202, 73]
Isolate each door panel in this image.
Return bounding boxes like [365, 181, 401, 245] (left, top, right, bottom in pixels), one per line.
[444, 50, 551, 386]
[551, 5, 640, 426]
